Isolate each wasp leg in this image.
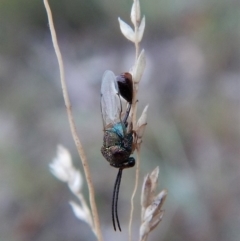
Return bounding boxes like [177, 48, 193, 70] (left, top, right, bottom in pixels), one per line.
[122, 104, 132, 125]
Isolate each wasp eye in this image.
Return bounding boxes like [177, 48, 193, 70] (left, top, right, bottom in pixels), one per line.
[116, 73, 133, 104]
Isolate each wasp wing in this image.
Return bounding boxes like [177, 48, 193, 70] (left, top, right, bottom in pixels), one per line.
[101, 70, 121, 128]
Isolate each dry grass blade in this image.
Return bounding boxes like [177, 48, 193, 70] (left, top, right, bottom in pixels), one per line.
[43, 1, 103, 240]
[139, 167, 167, 241]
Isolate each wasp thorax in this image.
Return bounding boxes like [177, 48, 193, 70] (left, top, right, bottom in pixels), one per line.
[101, 123, 134, 168]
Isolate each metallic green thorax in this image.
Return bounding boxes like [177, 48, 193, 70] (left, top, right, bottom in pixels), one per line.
[101, 123, 133, 168]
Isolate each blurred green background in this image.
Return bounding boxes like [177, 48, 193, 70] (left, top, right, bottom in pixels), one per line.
[1, 0, 240, 240]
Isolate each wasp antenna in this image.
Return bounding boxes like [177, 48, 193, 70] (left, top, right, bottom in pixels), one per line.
[115, 168, 123, 231]
[112, 175, 118, 231]
[112, 169, 122, 231]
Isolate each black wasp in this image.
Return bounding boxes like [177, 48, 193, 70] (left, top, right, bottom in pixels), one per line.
[100, 70, 135, 231]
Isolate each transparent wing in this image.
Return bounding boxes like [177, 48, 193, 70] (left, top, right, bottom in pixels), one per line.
[101, 70, 121, 128]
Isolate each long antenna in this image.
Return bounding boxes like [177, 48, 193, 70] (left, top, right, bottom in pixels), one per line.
[112, 169, 120, 231]
[115, 168, 123, 231]
[112, 168, 123, 231]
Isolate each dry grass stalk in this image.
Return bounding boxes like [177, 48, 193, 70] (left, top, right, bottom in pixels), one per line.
[119, 5, 168, 239]
[118, 1, 149, 240]
[43, 1, 103, 240]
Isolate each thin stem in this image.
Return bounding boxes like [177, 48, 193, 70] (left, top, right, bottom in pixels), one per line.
[131, 85, 138, 131]
[128, 149, 141, 241]
[132, 0, 140, 130]
[76, 193, 94, 230]
[140, 234, 148, 241]
[135, 42, 139, 63]
[128, 1, 141, 239]
[43, 1, 103, 241]
[128, 0, 142, 236]
[134, 0, 140, 62]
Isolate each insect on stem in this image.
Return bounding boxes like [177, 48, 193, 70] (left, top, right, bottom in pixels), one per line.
[101, 70, 135, 231]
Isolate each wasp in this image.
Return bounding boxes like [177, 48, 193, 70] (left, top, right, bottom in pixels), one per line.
[100, 70, 135, 231]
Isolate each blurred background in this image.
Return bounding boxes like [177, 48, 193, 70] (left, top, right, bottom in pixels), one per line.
[1, 0, 240, 240]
